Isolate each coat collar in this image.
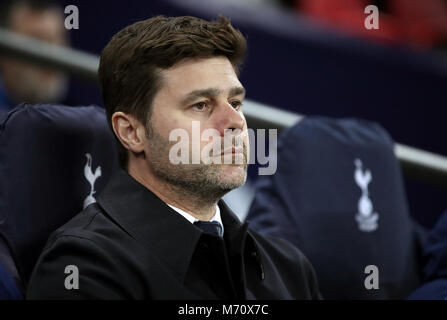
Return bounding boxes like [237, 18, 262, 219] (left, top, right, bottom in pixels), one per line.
[96, 169, 253, 283]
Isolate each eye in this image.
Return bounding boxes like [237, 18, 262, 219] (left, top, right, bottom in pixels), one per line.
[192, 101, 209, 112]
[230, 100, 243, 111]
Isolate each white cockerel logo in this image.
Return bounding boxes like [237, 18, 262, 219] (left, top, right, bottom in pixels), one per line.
[83, 153, 102, 208]
[354, 158, 379, 232]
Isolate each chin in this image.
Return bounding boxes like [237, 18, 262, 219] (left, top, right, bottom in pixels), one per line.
[219, 165, 247, 188]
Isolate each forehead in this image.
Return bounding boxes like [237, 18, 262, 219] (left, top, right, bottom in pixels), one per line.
[159, 56, 243, 98]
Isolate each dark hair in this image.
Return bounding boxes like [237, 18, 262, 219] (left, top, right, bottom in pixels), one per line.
[98, 15, 247, 170]
[0, 0, 60, 27]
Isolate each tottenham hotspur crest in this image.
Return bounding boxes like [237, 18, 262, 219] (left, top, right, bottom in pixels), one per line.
[83, 153, 102, 209]
[354, 159, 379, 232]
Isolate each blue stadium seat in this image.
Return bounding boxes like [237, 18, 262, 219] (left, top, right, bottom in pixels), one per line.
[0, 261, 21, 300]
[0, 104, 118, 291]
[246, 116, 424, 299]
[0, 235, 21, 299]
[409, 209, 447, 300]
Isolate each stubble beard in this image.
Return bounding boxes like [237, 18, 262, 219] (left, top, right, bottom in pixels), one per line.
[145, 125, 248, 204]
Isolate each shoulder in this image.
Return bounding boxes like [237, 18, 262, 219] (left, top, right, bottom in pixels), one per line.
[48, 202, 124, 241]
[40, 202, 138, 258]
[26, 203, 144, 299]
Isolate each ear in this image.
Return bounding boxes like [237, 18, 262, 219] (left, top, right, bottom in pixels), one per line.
[111, 111, 147, 154]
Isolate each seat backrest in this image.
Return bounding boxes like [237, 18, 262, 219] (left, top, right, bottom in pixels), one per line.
[0, 261, 21, 300]
[246, 116, 423, 299]
[0, 234, 22, 299]
[409, 209, 447, 299]
[0, 104, 118, 287]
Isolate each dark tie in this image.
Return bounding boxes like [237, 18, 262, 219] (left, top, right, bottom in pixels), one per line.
[194, 220, 223, 237]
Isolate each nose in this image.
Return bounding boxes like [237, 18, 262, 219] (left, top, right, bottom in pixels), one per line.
[213, 100, 246, 136]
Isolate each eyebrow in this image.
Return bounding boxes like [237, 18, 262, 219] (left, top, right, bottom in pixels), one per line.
[181, 86, 246, 105]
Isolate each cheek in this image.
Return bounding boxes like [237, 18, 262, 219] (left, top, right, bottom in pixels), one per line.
[198, 124, 221, 147]
[152, 108, 183, 138]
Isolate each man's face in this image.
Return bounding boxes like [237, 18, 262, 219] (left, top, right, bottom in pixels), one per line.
[0, 4, 68, 104]
[144, 56, 249, 198]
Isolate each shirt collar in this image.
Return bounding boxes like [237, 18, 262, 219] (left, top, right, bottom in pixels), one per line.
[166, 203, 224, 235]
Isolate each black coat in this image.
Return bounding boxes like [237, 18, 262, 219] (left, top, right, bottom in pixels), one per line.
[26, 170, 320, 299]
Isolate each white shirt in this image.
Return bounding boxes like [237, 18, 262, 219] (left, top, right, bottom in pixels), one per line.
[166, 203, 224, 235]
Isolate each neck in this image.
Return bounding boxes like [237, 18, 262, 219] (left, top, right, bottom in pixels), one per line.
[128, 162, 218, 221]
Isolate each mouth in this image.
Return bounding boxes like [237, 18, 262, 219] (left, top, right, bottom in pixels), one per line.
[221, 146, 244, 155]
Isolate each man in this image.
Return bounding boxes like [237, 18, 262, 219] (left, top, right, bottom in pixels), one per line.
[0, 0, 68, 112]
[26, 15, 320, 299]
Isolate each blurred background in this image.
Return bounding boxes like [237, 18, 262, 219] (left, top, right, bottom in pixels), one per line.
[1, 0, 446, 229]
